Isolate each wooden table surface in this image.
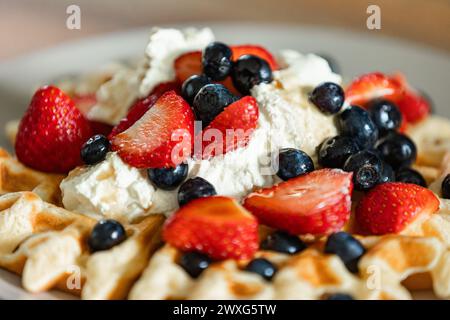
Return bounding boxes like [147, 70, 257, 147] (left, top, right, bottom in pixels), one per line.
[0, 0, 449, 60]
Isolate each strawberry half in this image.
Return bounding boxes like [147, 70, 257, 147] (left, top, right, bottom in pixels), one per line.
[15, 86, 93, 173]
[109, 81, 180, 139]
[345, 72, 404, 107]
[243, 169, 354, 235]
[200, 96, 259, 159]
[396, 90, 431, 124]
[356, 182, 440, 235]
[231, 45, 279, 70]
[111, 91, 194, 168]
[163, 196, 259, 260]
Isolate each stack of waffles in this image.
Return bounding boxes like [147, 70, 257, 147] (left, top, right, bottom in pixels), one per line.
[0, 120, 450, 299]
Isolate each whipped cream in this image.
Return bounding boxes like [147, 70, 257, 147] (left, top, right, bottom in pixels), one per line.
[60, 153, 154, 222]
[61, 47, 341, 221]
[87, 27, 214, 125]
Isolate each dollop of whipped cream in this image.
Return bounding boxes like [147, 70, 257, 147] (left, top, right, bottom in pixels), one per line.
[60, 153, 154, 222]
[61, 29, 342, 221]
[88, 27, 214, 125]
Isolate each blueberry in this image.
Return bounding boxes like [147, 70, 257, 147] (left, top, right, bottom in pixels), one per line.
[368, 99, 403, 133]
[442, 174, 450, 199]
[338, 106, 379, 149]
[88, 219, 126, 252]
[376, 132, 417, 169]
[231, 55, 273, 95]
[81, 134, 110, 165]
[276, 148, 314, 181]
[179, 252, 212, 278]
[318, 136, 360, 169]
[181, 74, 211, 105]
[148, 163, 188, 191]
[193, 84, 237, 127]
[326, 293, 355, 300]
[245, 258, 277, 281]
[343, 150, 384, 191]
[261, 231, 307, 255]
[396, 167, 426, 187]
[324, 232, 365, 273]
[379, 161, 395, 184]
[202, 42, 233, 81]
[309, 82, 345, 114]
[178, 177, 217, 206]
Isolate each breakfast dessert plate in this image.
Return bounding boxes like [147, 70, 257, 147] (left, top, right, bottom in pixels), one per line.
[0, 23, 449, 300]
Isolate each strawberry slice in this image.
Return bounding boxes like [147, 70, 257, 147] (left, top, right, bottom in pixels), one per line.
[111, 91, 194, 168]
[396, 90, 431, 124]
[345, 72, 404, 107]
[109, 81, 180, 139]
[15, 86, 93, 173]
[163, 196, 259, 260]
[174, 45, 278, 86]
[200, 96, 259, 159]
[243, 169, 354, 235]
[356, 182, 440, 235]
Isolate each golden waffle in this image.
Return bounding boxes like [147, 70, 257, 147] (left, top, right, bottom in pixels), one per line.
[0, 191, 164, 299]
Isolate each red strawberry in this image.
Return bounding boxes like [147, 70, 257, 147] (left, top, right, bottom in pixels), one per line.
[111, 91, 194, 168]
[15, 86, 93, 173]
[72, 94, 97, 115]
[109, 81, 180, 139]
[231, 45, 279, 70]
[243, 169, 354, 235]
[201, 96, 259, 159]
[356, 182, 440, 235]
[163, 196, 259, 260]
[396, 90, 431, 124]
[89, 120, 113, 137]
[345, 72, 404, 106]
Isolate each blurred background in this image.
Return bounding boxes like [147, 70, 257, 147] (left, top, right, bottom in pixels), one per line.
[1, 0, 450, 60]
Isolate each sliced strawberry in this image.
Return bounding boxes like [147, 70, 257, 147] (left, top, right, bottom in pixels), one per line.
[200, 96, 259, 159]
[356, 182, 440, 235]
[15, 86, 93, 173]
[345, 72, 404, 107]
[163, 196, 259, 260]
[109, 81, 180, 139]
[231, 45, 279, 70]
[396, 90, 431, 124]
[89, 120, 113, 137]
[111, 91, 194, 168]
[243, 169, 354, 235]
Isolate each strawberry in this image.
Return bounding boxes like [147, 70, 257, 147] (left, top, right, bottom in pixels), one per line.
[163, 196, 259, 260]
[356, 182, 440, 235]
[345, 72, 404, 107]
[72, 93, 97, 115]
[15, 86, 93, 173]
[243, 169, 354, 235]
[396, 90, 431, 124]
[231, 45, 279, 70]
[89, 120, 113, 137]
[200, 96, 259, 159]
[109, 81, 180, 139]
[111, 91, 194, 168]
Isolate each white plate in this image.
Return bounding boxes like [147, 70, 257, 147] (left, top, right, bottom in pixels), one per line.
[0, 22, 448, 300]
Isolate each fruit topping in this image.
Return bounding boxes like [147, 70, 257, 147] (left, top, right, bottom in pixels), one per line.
[396, 90, 431, 124]
[181, 74, 211, 105]
[367, 99, 403, 133]
[245, 258, 277, 281]
[260, 231, 307, 254]
[243, 169, 353, 235]
[111, 91, 194, 168]
[309, 82, 345, 114]
[202, 42, 233, 81]
[338, 106, 379, 149]
[81, 134, 110, 165]
[442, 174, 450, 199]
[178, 251, 212, 278]
[15, 86, 93, 173]
[201, 96, 259, 158]
[375, 132, 417, 169]
[88, 219, 127, 252]
[356, 182, 440, 235]
[395, 167, 426, 187]
[231, 55, 273, 95]
[163, 196, 259, 260]
[318, 136, 361, 169]
[343, 150, 384, 191]
[148, 163, 189, 191]
[178, 177, 217, 207]
[276, 148, 315, 181]
[324, 231, 365, 273]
